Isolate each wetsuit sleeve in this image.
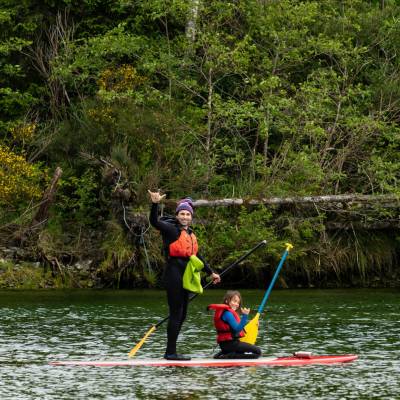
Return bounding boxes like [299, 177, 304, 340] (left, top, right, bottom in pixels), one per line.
[197, 253, 213, 275]
[221, 311, 248, 333]
[149, 202, 179, 237]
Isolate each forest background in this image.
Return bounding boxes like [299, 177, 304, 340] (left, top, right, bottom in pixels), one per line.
[0, 0, 399, 289]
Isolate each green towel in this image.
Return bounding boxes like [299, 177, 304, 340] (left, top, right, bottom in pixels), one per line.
[183, 255, 205, 294]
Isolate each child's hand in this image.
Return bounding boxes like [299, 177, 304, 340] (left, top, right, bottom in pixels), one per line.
[241, 307, 250, 315]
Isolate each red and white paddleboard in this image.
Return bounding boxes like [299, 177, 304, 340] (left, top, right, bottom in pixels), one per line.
[49, 353, 358, 368]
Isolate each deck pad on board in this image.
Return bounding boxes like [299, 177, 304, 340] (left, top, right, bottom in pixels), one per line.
[49, 354, 358, 368]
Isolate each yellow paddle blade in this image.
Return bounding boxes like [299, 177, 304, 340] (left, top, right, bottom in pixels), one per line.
[239, 313, 260, 344]
[128, 325, 156, 358]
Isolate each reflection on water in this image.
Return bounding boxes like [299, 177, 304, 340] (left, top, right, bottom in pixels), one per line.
[0, 289, 399, 399]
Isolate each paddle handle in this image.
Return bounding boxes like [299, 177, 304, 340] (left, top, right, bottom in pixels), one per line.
[257, 243, 293, 314]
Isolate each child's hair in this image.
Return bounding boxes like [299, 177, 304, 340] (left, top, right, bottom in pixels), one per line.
[222, 290, 242, 307]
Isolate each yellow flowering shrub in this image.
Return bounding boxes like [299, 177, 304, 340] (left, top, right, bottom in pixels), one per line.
[10, 122, 37, 142]
[97, 65, 147, 92]
[87, 106, 116, 124]
[0, 144, 42, 204]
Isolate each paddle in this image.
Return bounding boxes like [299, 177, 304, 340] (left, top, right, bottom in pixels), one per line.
[240, 242, 293, 345]
[128, 239, 267, 358]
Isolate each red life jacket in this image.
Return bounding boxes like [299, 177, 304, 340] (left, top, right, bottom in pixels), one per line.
[207, 304, 245, 342]
[169, 229, 198, 258]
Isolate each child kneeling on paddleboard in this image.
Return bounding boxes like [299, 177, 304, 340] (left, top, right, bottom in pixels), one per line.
[208, 291, 261, 359]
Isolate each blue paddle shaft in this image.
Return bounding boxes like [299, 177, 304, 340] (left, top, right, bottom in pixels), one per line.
[257, 249, 289, 314]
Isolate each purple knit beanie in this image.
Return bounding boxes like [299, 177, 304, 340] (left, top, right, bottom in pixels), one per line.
[176, 197, 194, 215]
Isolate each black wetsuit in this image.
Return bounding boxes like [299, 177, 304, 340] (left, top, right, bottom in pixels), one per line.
[214, 309, 261, 359]
[149, 202, 213, 355]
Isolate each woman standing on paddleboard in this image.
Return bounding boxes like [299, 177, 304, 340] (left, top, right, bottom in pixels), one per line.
[148, 190, 221, 361]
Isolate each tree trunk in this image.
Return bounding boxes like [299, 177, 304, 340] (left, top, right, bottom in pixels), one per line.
[205, 67, 213, 188]
[186, 0, 200, 42]
[31, 166, 63, 227]
[29, 11, 73, 118]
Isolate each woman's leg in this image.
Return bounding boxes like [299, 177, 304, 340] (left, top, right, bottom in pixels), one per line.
[178, 289, 189, 332]
[164, 265, 189, 355]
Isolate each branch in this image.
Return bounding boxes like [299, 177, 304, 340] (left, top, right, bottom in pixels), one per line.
[163, 194, 400, 208]
[31, 167, 63, 226]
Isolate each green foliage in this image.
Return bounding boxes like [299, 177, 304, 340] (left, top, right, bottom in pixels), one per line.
[0, 261, 56, 289]
[97, 219, 156, 288]
[195, 206, 276, 269]
[99, 220, 133, 271]
[55, 169, 103, 226]
[266, 148, 325, 196]
[0, 3, 40, 132]
[1, 0, 400, 288]
[296, 230, 400, 287]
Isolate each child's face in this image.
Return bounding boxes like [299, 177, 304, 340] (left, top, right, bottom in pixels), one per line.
[228, 295, 241, 311]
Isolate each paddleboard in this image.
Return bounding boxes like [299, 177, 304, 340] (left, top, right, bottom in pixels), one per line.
[49, 354, 358, 368]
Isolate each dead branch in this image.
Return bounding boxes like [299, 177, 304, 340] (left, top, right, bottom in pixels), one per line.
[31, 166, 63, 227]
[175, 194, 400, 208]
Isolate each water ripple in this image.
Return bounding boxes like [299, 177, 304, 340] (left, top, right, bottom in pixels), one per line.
[0, 289, 399, 399]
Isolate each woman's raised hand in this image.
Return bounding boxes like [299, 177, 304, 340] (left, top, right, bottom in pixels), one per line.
[148, 190, 166, 203]
[241, 307, 250, 315]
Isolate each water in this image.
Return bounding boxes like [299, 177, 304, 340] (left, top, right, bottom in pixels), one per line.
[0, 289, 399, 399]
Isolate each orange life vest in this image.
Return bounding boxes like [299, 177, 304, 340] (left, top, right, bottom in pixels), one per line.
[207, 304, 245, 342]
[169, 229, 198, 258]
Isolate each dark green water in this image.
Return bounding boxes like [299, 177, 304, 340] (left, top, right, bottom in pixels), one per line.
[0, 289, 399, 399]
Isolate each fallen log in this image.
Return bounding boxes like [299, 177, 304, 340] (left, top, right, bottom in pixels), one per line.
[159, 193, 400, 231]
[185, 194, 399, 208]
